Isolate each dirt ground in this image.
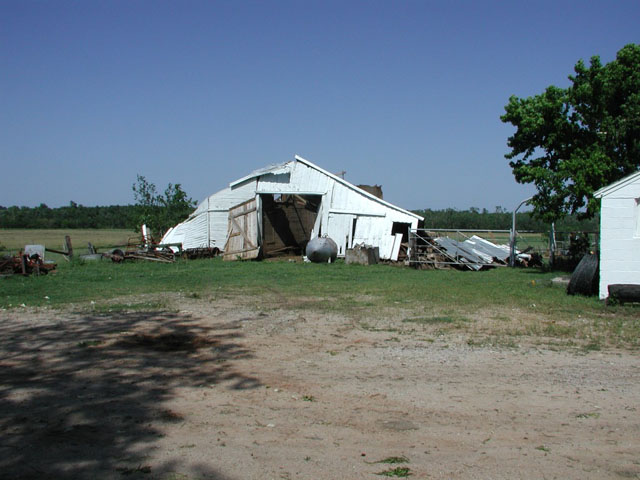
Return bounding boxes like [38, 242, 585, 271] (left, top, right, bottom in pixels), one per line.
[1, 294, 639, 480]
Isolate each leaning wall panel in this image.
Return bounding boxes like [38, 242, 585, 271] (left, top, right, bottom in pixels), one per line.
[182, 214, 209, 249]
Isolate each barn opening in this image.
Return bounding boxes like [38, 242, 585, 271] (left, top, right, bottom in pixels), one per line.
[260, 194, 322, 257]
[391, 222, 412, 242]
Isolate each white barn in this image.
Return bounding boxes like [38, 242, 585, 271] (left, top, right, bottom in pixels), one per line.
[161, 155, 423, 261]
[594, 171, 640, 299]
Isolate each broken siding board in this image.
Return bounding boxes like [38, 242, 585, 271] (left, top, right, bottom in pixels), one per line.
[390, 233, 403, 261]
[378, 234, 396, 260]
[182, 214, 209, 249]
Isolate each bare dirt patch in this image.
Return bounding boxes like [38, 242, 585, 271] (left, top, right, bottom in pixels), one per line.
[1, 295, 639, 479]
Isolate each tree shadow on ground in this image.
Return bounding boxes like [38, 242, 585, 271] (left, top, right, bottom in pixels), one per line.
[0, 309, 260, 479]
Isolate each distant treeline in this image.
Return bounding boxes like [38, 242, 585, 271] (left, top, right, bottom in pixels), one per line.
[0, 203, 141, 230]
[413, 207, 598, 232]
[1, 203, 599, 232]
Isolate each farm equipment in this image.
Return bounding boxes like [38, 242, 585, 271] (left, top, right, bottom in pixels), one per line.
[1, 247, 57, 276]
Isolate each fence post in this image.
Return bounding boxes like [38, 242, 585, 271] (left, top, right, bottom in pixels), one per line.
[549, 222, 556, 268]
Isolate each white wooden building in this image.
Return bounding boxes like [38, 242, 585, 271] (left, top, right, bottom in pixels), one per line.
[161, 155, 423, 260]
[594, 171, 640, 299]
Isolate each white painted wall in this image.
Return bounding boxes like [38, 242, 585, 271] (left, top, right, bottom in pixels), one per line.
[596, 173, 640, 299]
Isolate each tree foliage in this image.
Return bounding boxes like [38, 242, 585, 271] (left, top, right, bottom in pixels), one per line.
[0, 203, 139, 229]
[501, 43, 640, 221]
[131, 175, 195, 238]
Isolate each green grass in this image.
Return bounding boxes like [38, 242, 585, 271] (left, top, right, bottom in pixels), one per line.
[403, 315, 470, 326]
[91, 301, 169, 313]
[377, 456, 410, 464]
[576, 412, 600, 419]
[2, 257, 638, 348]
[376, 466, 412, 477]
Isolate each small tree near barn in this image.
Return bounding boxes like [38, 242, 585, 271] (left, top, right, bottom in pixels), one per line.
[132, 175, 195, 239]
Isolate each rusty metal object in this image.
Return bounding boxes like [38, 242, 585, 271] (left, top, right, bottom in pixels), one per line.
[0, 252, 57, 276]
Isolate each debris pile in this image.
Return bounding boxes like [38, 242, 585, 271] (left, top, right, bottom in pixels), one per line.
[181, 247, 221, 260]
[410, 233, 541, 270]
[1, 249, 57, 276]
[101, 248, 175, 263]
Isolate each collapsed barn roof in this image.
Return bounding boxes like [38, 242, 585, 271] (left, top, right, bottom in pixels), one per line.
[161, 155, 423, 261]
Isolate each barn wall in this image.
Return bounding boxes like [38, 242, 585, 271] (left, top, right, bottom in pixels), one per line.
[598, 178, 640, 299]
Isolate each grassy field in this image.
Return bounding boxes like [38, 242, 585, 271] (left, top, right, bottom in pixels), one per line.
[0, 229, 137, 258]
[2, 257, 638, 349]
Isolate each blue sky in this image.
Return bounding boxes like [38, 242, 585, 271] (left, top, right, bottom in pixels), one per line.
[1, 1, 638, 212]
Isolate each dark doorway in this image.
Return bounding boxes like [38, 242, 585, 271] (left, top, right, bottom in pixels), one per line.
[261, 194, 322, 257]
[391, 222, 412, 242]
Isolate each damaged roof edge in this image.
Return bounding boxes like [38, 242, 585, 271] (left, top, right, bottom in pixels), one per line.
[229, 163, 291, 188]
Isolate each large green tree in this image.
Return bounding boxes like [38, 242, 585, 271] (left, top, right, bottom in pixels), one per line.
[501, 43, 640, 221]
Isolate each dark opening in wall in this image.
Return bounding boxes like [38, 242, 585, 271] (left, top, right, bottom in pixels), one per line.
[261, 194, 322, 257]
[391, 222, 411, 243]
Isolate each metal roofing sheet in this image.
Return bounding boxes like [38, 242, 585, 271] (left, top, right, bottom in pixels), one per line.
[434, 237, 486, 270]
[463, 235, 511, 263]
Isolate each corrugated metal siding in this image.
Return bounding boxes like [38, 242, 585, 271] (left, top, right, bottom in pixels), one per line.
[161, 225, 184, 246]
[209, 182, 257, 210]
[182, 213, 209, 249]
[209, 211, 229, 249]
